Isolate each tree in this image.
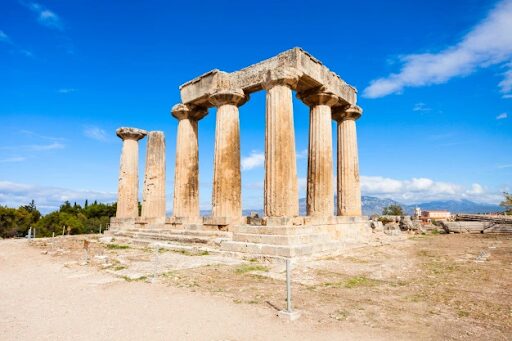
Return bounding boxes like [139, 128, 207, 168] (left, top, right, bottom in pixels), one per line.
[382, 204, 405, 216]
[501, 192, 512, 215]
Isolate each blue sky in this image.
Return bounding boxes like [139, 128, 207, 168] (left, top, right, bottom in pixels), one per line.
[0, 0, 510, 212]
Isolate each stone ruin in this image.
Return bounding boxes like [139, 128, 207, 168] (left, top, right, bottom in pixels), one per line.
[109, 48, 374, 258]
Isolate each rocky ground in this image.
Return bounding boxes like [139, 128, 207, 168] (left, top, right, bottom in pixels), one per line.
[1, 233, 511, 340]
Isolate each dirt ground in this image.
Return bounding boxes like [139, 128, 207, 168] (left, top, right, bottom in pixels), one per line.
[1, 233, 511, 340]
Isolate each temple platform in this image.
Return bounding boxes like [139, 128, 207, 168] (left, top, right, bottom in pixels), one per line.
[107, 216, 396, 259]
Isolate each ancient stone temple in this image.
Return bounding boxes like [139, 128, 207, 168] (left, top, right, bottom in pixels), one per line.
[110, 48, 370, 258]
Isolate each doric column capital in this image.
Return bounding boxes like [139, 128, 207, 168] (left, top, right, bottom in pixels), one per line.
[332, 105, 362, 122]
[262, 68, 303, 90]
[171, 103, 208, 121]
[209, 89, 248, 107]
[116, 127, 147, 141]
[297, 88, 339, 108]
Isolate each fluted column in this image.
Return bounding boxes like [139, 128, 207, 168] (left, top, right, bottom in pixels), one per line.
[115, 127, 147, 218]
[263, 70, 300, 217]
[141, 131, 166, 220]
[333, 105, 362, 216]
[299, 89, 339, 216]
[209, 89, 248, 218]
[171, 104, 207, 218]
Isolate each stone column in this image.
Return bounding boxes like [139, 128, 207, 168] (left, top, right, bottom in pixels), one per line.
[333, 105, 363, 216]
[141, 131, 166, 221]
[262, 70, 300, 217]
[209, 89, 248, 218]
[299, 89, 339, 216]
[171, 104, 207, 218]
[115, 127, 147, 218]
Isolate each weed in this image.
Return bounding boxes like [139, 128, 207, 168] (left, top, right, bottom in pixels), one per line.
[457, 309, 470, 317]
[107, 244, 130, 250]
[330, 309, 349, 321]
[235, 264, 269, 274]
[121, 275, 147, 282]
[344, 276, 378, 288]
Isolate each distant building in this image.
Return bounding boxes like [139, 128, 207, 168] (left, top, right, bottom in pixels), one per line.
[421, 210, 451, 222]
[414, 207, 422, 220]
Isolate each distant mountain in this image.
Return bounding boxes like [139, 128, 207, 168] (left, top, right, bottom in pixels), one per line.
[241, 196, 503, 217]
[403, 199, 503, 214]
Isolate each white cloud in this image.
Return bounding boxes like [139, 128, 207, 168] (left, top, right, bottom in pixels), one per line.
[296, 149, 308, 159]
[58, 88, 77, 94]
[363, 0, 512, 98]
[467, 183, 484, 195]
[361, 176, 501, 204]
[28, 142, 65, 151]
[0, 30, 11, 44]
[0, 180, 116, 213]
[499, 63, 512, 95]
[413, 102, 431, 112]
[83, 127, 109, 142]
[496, 112, 508, 119]
[22, 2, 63, 30]
[241, 151, 264, 170]
[497, 164, 512, 169]
[0, 156, 26, 163]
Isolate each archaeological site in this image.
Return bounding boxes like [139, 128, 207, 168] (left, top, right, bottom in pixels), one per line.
[109, 48, 388, 258]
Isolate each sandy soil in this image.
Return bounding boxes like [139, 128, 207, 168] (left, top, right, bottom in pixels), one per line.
[1, 233, 511, 340]
[0, 238, 399, 341]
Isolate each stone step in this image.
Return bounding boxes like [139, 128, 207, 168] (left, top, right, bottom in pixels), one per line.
[232, 232, 330, 245]
[221, 240, 342, 258]
[232, 225, 316, 235]
[123, 228, 231, 238]
[115, 231, 214, 244]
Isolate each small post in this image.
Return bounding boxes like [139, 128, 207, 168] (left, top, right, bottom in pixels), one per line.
[62, 225, 65, 236]
[27, 227, 32, 239]
[278, 258, 301, 321]
[99, 224, 102, 234]
[33, 228, 36, 239]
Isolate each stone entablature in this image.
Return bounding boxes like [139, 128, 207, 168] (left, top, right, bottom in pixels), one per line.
[179, 48, 356, 109]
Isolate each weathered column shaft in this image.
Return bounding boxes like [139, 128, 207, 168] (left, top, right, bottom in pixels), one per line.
[141, 131, 166, 219]
[171, 104, 206, 218]
[212, 103, 242, 217]
[173, 118, 199, 217]
[117, 139, 139, 218]
[307, 104, 334, 216]
[264, 83, 298, 217]
[335, 106, 363, 216]
[115, 128, 147, 218]
[299, 90, 339, 217]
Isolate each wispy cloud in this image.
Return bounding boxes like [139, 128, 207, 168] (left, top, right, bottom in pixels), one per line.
[0, 156, 27, 163]
[241, 151, 265, 170]
[21, 2, 63, 30]
[0, 30, 12, 44]
[83, 126, 109, 142]
[20, 130, 65, 141]
[57, 88, 77, 94]
[361, 176, 502, 204]
[296, 149, 308, 159]
[364, 0, 512, 98]
[496, 112, 508, 120]
[413, 102, 431, 112]
[497, 164, 512, 169]
[28, 142, 65, 151]
[0, 180, 116, 213]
